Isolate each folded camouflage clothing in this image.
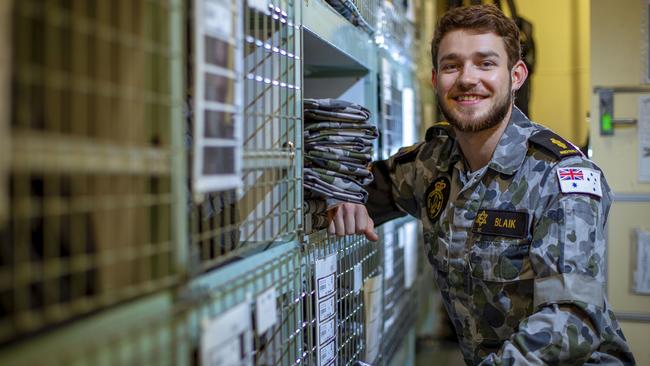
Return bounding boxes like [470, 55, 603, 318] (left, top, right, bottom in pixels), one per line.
[303, 98, 377, 208]
[304, 169, 368, 204]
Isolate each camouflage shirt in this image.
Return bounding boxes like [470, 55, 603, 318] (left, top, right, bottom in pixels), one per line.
[367, 108, 635, 365]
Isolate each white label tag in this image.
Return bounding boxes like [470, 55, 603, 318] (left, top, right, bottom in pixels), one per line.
[319, 339, 336, 365]
[203, 0, 232, 37]
[402, 221, 418, 289]
[315, 254, 337, 299]
[557, 167, 602, 198]
[318, 317, 336, 345]
[248, 0, 270, 14]
[363, 275, 383, 363]
[201, 300, 252, 366]
[255, 286, 278, 334]
[318, 295, 336, 321]
[384, 230, 394, 279]
[315, 253, 337, 366]
[353, 264, 362, 294]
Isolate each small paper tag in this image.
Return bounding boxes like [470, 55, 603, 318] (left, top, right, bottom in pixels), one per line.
[203, 0, 232, 37]
[319, 339, 336, 365]
[318, 317, 336, 345]
[201, 300, 252, 366]
[248, 0, 270, 14]
[318, 295, 336, 321]
[557, 167, 602, 198]
[353, 264, 362, 294]
[255, 286, 278, 334]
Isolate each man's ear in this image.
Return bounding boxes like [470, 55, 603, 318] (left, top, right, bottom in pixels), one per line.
[511, 60, 528, 92]
[431, 68, 438, 89]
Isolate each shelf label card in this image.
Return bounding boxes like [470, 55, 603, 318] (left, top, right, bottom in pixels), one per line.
[363, 275, 383, 363]
[255, 286, 278, 334]
[354, 263, 362, 294]
[203, 0, 232, 38]
[315, 253, 338, 366]
[201, 300, 252, 366]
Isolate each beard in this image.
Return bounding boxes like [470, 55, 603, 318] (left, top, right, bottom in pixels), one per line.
[437, 82, 513, 133]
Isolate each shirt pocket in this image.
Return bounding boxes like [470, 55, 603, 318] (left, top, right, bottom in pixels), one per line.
[423, 229, 449, 273]
[469, 239, 534, 282]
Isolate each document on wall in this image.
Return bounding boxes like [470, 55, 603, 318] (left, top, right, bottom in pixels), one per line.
[363, 275, 383, 364]
[401, 221, 418, 289]
[315, 253, 338, 366]
[634, 229, 650, 295]
[201, 300, 253, 366]
[638, 96, 650, 182]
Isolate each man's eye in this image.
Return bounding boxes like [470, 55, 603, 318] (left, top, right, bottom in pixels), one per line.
[480, 61, 496, 68]
[441, 64, 458, 71]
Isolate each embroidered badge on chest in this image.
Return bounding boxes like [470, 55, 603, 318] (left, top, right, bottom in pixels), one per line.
[472, 209, 529, 238]
[425, 176, 450, 222]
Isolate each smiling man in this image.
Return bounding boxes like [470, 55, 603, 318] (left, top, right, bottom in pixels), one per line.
[327, 4, 636, 365]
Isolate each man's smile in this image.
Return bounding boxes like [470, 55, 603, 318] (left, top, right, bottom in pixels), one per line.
[451, 93, 489, 105]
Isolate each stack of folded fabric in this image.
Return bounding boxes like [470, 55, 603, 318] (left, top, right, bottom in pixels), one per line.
[303, 98, 378, 231]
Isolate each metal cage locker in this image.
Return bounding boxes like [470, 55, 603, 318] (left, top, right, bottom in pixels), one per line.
[1, 0, 185, 345]
[188, 0, 303, 273]
[302, 231, 380, 366]
[176, 243, 307, 366]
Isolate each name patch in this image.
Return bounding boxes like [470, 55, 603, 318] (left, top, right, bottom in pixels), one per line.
[472, 209, 529, 238]
[425, 176, 450, 223]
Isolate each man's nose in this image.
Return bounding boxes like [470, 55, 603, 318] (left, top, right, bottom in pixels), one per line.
[457, 65, 479, 89]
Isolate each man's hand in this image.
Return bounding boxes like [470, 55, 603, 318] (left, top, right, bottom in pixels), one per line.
[327, 203, 379, 241]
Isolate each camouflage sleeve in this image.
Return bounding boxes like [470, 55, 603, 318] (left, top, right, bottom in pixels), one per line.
[366, 143, 422, 226]
[478, 159, 618, 365]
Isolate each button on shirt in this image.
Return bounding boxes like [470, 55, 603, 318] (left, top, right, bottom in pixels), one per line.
[366, 108, 635, 365]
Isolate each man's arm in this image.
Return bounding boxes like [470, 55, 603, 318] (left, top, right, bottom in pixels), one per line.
[479, 162, 634, 365]
[327, 144, 423, 240]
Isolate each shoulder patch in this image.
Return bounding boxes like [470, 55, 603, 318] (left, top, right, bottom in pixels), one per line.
[393, 143, 422, 165]
[529, 130, 582, 160]
[425, 121, 453, 142]
[557, 167, 602, 198]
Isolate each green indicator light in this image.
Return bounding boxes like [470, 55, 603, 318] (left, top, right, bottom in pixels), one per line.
[602, 113, 612, 132]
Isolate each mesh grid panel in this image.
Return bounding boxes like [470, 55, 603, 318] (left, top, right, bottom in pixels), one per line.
[189, 0, 302, 272]
[177, 245, 309, 366]
[380, 220, 417, 361]
[303, 231, 380, 366]
[379, 56, 404, 159]
[2, 0, 182, 343]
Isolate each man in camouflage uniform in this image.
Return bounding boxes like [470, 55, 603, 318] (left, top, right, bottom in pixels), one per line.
[328, 4, 636, 365]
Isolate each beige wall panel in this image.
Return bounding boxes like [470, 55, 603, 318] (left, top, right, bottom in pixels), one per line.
[526, 72, 576, 139]
[591, 1, 650, 361]
[619, 321, 650, 365]
[518, 0, 591, 145]
[591, 93, 650, 191]
[589, 0, 644, 185]
[606, 202, 650, 312]
[590, 0, 642, 88]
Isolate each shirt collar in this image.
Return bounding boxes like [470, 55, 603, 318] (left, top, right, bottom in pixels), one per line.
[435, 107, 535, 175]
[487, 107, 536, 175]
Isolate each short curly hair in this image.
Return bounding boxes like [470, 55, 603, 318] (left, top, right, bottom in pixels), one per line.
[431, 4, 521, 70]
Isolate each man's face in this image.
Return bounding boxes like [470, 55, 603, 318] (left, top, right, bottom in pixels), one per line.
[433, 30, 519, 132]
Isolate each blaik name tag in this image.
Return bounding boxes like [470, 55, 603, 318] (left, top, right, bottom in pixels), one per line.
[472, 209, 529, 239]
